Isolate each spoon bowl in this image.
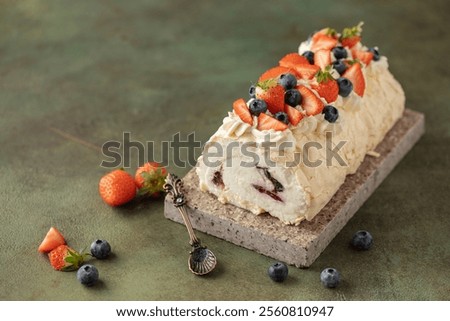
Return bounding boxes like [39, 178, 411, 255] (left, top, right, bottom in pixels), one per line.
[189, 246, 217, 275]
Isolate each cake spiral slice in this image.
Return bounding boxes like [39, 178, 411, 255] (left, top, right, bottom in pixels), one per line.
[196, 23, 405, 225]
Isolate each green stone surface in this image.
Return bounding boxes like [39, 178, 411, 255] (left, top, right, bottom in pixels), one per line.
[0, 0, 448, 300]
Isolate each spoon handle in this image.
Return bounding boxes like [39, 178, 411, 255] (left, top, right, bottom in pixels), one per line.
[164, 173, 200, 246]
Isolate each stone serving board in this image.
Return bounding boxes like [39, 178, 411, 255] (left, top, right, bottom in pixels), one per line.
[164, 109, 425, 267]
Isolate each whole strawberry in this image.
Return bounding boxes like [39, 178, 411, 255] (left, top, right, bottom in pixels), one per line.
[48, 245, 85, 271]
[135, 162, 167, 197]
[99, 169, 136, 206]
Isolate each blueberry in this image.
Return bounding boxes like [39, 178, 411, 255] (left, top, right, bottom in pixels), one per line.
[320, 268, 340, 288]
[249, 99, 268, 116]
[90, 239, 111, 259]
[368, 47, 380, 61]
[302, 51, 314, 65]
[322, 105, 339, 123]
[274, 112, 289, 124]
[278, 73, 297, 89]
[332, 46, 347, 60]
[77, 264, 99, 287]
[351, 230, 373, 250]
[249, 85, 256, 98]
[332, 60, 347, 75]
[285, 89, 301, 107]
[268, 262, 288, 282]
[337, 77, 353, 97]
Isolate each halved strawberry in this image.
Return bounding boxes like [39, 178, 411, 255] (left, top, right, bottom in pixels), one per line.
[312, 27, 338, 41]
[257, 113, 288, 131]
[314, 49, 331, 70]
[279, 53, 309, 68]
[311, 69, 339, 103]
[294, 64, 320, 80]
[285, 105, 303, 126]
[340, 23, 363, 48]
[342, 62, 365, 97]
[38, 227, 66, 253]
[297, 86, 324, 116]
[233, 98, 253, 125]
[258, 66, 298, 82]
[351, 48, 374, 66]
[341, 36, 361, 48]
[255, 81, 285, 114]
[311, 33, 338, 51]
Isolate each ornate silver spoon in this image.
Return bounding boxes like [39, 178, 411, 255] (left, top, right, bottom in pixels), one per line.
[164, 173, 217, 275]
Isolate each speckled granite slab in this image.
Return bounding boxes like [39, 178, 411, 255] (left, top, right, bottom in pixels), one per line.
[164, 109, 425, 267]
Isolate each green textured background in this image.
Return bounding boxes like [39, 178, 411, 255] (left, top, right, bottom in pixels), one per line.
[0, 0, 449, 300]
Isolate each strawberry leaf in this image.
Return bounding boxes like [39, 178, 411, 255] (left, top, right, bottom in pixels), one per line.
[342, 22, 363, 38]
[256, 78, 277, 91]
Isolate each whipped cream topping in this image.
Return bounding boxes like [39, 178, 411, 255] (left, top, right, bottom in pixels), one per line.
[196, 34, 405, 225]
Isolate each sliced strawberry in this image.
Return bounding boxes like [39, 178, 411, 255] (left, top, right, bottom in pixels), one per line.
[279, 53, 309, 68]
[351, 48, 374, 66]
[297, 86, 324, 116]
[311, 69, 339, 103]
[257, 113, 288, 131]
[38, 227, 66, 253]
[311, 33, 338, 51]
[312, 27, 338, 41]
[340, 23, 363, 48]
[314, 49, 331, 70]
[255, 82, 285, 114]
[258, 66, 298, 82]
[294, 64, 320, 80]
[233, 98, 253, 125]
[342, 63, 365, 97]
[285, 105, 303, 126]
[341, 36, 361, 48]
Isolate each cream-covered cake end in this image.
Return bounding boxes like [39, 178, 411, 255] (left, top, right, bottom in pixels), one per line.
[196, 23, 405, 225]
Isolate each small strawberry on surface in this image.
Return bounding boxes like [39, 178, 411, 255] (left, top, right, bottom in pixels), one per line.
[48, 245, 86, 271]
[38, 227, 66, 253]
[99, 169, 136, 206]
[135, 162, 168, 197]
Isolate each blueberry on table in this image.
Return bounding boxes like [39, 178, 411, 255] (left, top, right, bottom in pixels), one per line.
[77, 264, 99, 287]
[268, 262, 288, 282]
[322, 105, 339, 123]
[332, 60, 347, 75]
[351, 230, 373, 250]
[249, 99, 268, 116]
[285, 89, 301, 107]
[320, 268, 340, 288]
[278, 73, 297, 89]
[90, 239, 111, 259]
[337, 77, 353, 97]
[332, 46, 348, 60]
[302, 51, 314, 65]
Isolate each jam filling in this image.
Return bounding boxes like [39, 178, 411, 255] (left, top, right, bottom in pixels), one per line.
[212, 170, 224, 189]
[252, 166, 284, 202]
[252, 184, 283, 202]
